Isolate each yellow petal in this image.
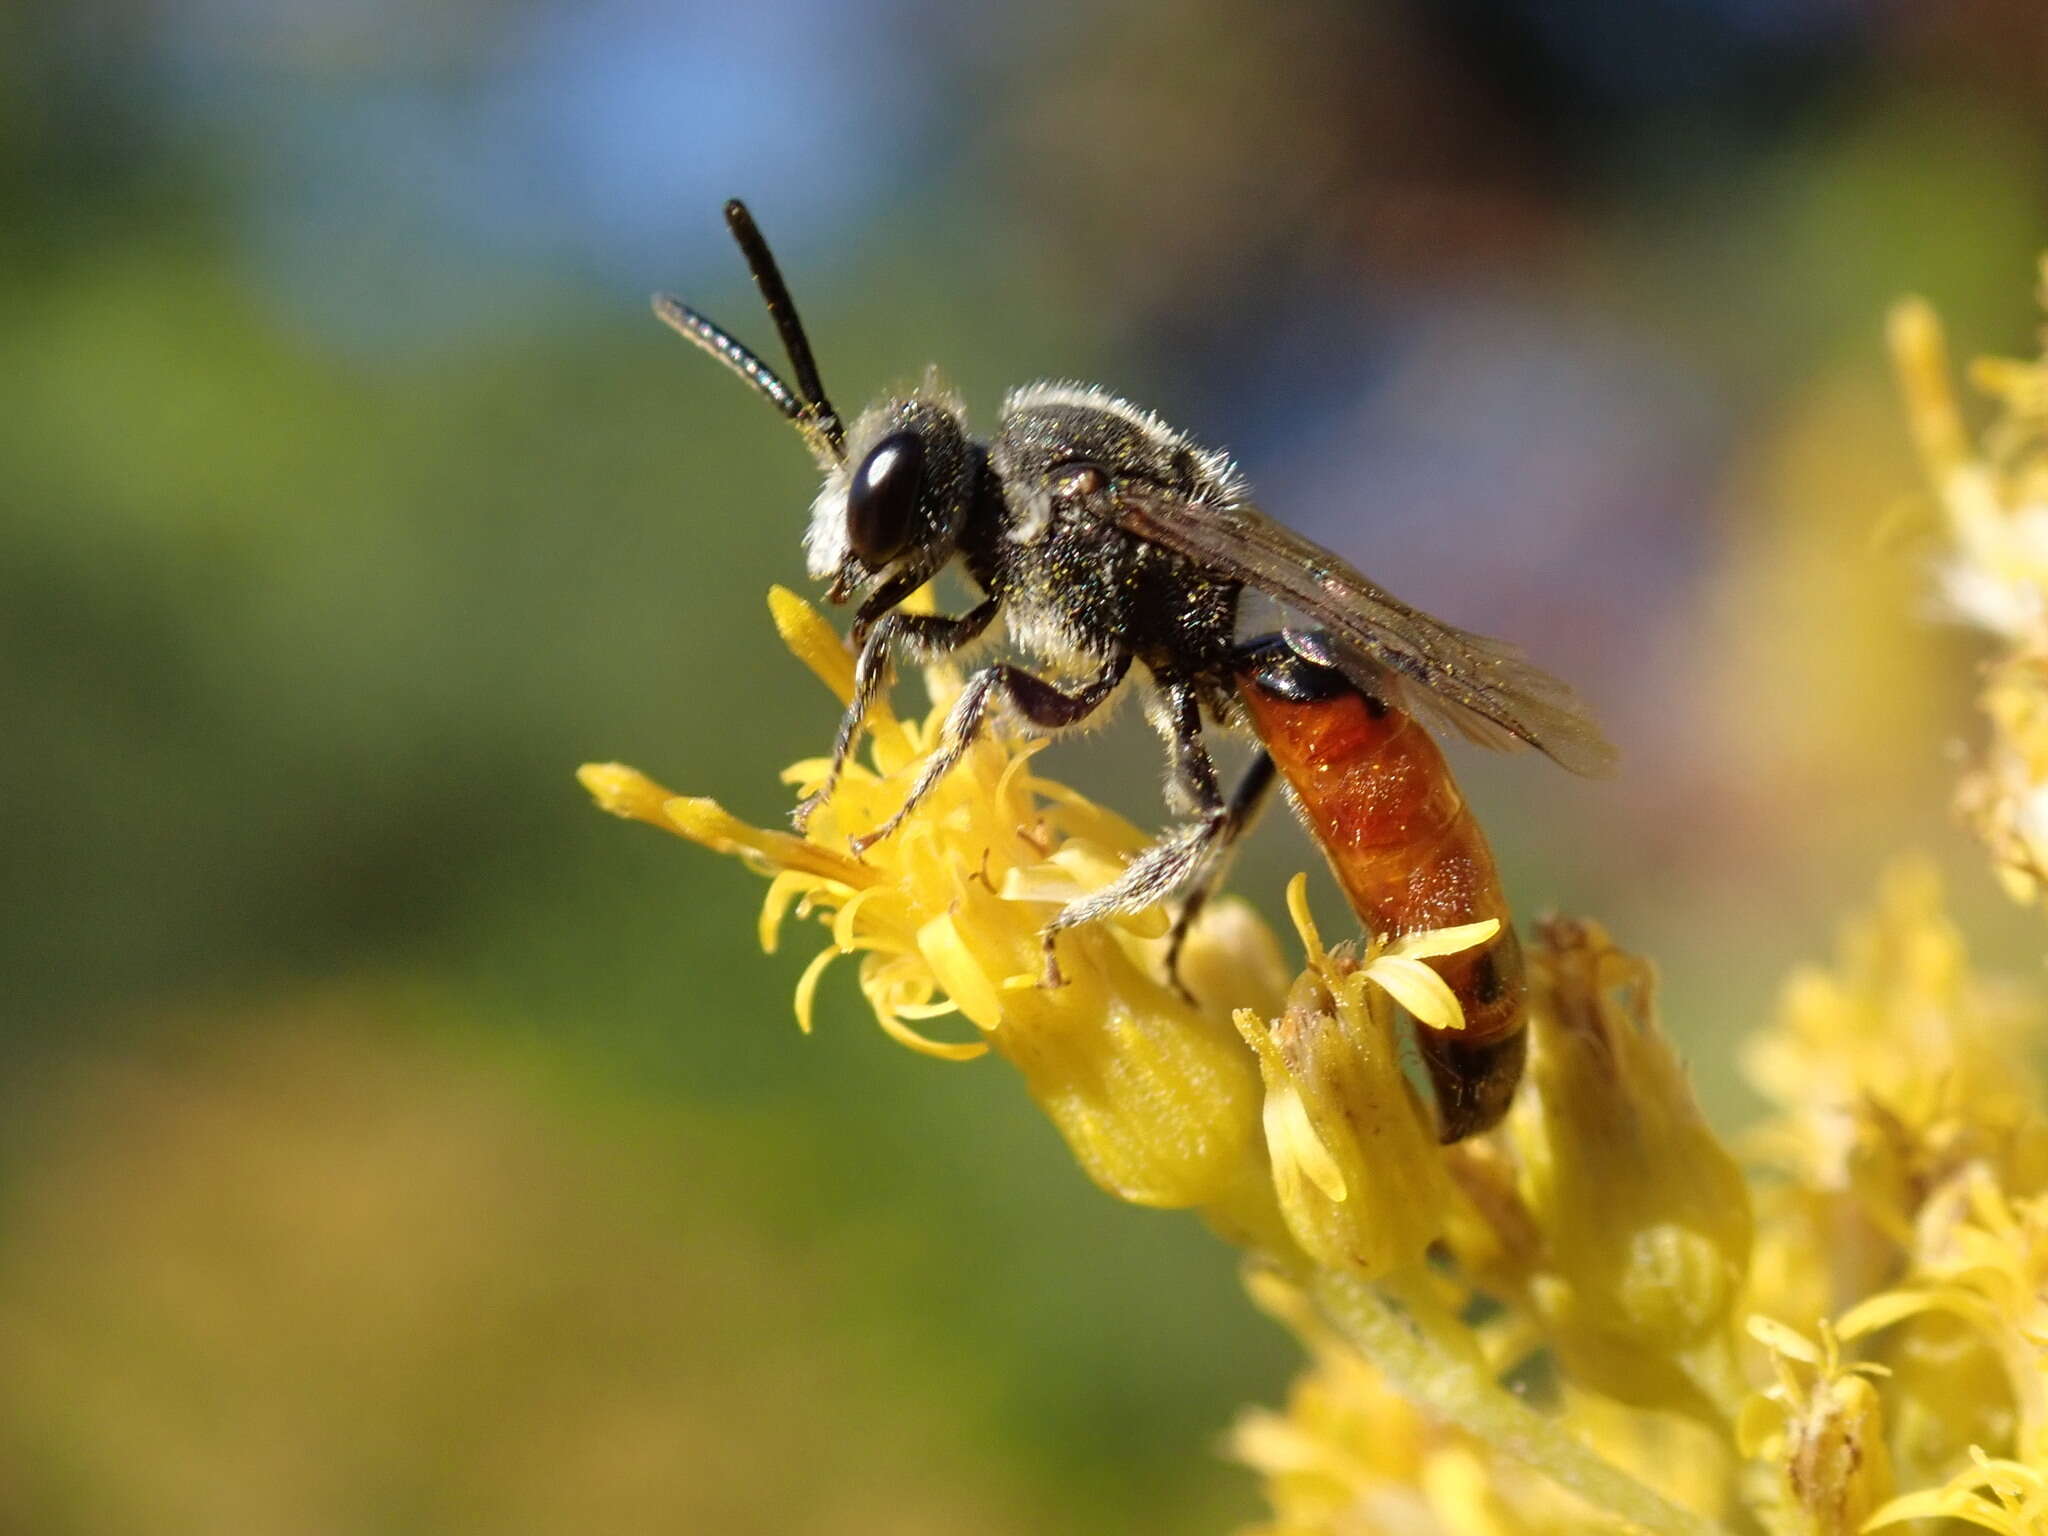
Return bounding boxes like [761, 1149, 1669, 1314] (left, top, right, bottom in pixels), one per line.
[1834, 1287, 2000, 1340]
[893, 998, 963, 1021]
[1365, 954, 1468, 1033]
[874, 1014, 988, 1060]
[577, 762, 677, 826]
[1862, 1488, 1971, 1531]
[758, 870, 811, 954]
[1284, 873, 1326, 969]
[779, 756, 835, 787]
[793, 946, 837, 1034]
[1049, 842, 1139, 891]
[1265, 1082, 1347, 1205]
[1033, 788, 1153, 851]
[869, 995, 988, 1062]
[769, 585, 856, 704]
[1747, 1314, 1822, 1364]
[831, 884, 888, 952]
[663, 796, 877, 888]
[915, 913, 1005, 1030]
[992, 738, 1048, 810]
[999, 862, 1089, 906]
[1382, 918, 1501, 962]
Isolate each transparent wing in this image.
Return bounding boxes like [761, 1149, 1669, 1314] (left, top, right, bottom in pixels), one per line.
[1113, 486, 1617, 777]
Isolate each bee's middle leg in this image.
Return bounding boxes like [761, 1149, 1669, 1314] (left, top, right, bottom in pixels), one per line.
[1041, 681, 1238, 987]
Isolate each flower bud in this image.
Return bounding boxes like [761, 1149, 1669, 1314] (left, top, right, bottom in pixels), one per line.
[1512, 918, 1751, 1416]
[1783, 1370, 1892, 1536]
[1746, 1319, 1894, 1536]
[1235, 959, 1451, 1281]
[968, 894, 1274, 1210]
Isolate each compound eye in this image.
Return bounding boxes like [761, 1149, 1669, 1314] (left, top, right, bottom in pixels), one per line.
[847, 429, 925, 567]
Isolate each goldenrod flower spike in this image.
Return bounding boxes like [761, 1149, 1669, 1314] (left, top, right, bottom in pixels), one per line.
[586, 595, 1744, 1536]
[579, 264, 2048, 1536]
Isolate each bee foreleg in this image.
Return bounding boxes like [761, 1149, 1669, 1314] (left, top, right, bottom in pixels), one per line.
[847, 653, 1129, 856]
[793, 598, 998, 832]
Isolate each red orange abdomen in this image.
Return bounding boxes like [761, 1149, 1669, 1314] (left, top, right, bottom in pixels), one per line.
[1236, 675, 1526, 1139]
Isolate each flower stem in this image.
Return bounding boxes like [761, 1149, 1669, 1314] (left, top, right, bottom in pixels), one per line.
[1309, 1266, 1730, 1536]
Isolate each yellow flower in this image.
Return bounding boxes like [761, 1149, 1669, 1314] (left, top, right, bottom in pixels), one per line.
[1742, 861, 2048, 1348]
[583, 587, 1282, 1212]
[1867, 1450, 2048, 1536]
[1741, 1317, 1894, 1536]
[1745, 861, 2045, 1189]
[584, 587, 1527, 1248]
[1232, 876, 1489, 1280]
[1828, 1169, 2048, 1471]
[1893, 276, 2048, 905]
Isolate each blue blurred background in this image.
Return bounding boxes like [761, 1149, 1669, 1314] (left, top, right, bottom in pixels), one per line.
[7, 2, 2048, 1529]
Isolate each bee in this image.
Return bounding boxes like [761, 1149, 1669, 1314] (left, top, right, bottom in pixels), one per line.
[656, 201, 1613, 1013]
[1234, 633, 1529, 1140]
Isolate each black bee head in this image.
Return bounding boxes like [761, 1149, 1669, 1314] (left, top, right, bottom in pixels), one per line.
[806, 390, 979, 598]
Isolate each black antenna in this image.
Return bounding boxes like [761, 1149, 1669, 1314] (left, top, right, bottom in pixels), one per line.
[649, 201, 846, 464]
[720, 200, 844, 455]
[651, 293, 808, 427]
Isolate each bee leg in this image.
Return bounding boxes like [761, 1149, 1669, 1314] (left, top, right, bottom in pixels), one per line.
[1038, 821, 1217, 987]
[848, 654, 1130, 856]
[793, 597, 998, 832]
[1162, 750, 1277, 1000]
[1040, 681, 1232, 989]
[1156, 678, 1224, 816]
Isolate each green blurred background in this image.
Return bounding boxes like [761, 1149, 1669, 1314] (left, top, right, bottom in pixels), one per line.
[6, 3, 2048, 1530]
